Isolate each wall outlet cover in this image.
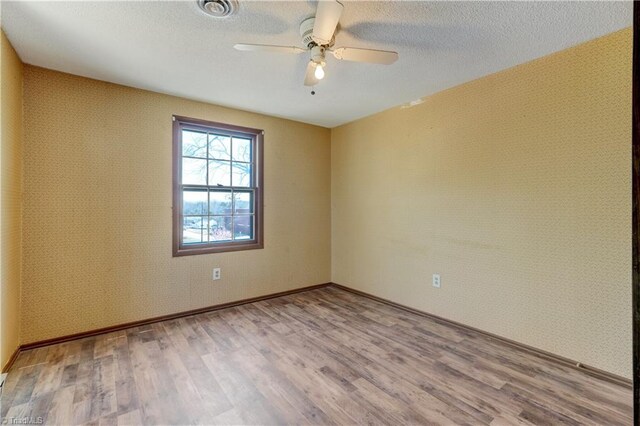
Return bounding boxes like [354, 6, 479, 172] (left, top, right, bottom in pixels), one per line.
[432, 274, 441, 288]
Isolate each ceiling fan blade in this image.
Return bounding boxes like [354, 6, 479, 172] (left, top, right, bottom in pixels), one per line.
[330, 47, 398, 65]
[304, 61, 319, 86]
[234, 44, 307, 54]
[312, 0, 343, 45]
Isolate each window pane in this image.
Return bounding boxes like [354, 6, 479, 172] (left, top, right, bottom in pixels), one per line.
[232, 162, 251, 187]
[183, 190, 208, 215]
[209, 134, 231, 160]
[233, 191, 253, 214]
[232, 137, 252, 162]
[209, 216, 232, 241]
[208, 160, 231, 186]
[210, 190, 232, 215]
[182, 158, 207, 185]
[182, 130, 207, 158]
[183, 216, 207, 244]
[233, 215, 253, 240]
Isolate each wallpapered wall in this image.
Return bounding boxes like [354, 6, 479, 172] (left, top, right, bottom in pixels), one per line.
[8, 27, 633, 379]
[1, 30, 23, 370]
[331, 29, 632, 378]
[21, 65, 331, 344]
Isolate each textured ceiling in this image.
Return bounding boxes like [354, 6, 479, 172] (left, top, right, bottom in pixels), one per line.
[2, 1, 633, 128]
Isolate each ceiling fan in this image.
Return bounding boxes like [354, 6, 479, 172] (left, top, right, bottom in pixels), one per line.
[234, 0, 399, 88]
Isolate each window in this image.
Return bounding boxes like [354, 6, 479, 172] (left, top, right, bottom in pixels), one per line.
[173, 116, 263, 256]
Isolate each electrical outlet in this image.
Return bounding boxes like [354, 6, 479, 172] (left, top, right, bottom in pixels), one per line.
[432, 274, 441, 288]
[213, 268, 221, 280]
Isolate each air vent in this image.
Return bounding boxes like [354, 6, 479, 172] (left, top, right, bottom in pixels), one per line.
[198, 0, 238, 18]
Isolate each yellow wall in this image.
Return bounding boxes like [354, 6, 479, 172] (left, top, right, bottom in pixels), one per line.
[21, 66, 331, 344]
[331, 29, 632, 378]
[12, 27, 634, 379]
[1, 31, 23, 369]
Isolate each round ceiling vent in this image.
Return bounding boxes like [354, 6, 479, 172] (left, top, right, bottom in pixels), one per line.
[198, 0, 238, 18]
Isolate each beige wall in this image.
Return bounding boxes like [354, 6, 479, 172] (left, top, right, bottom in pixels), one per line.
[11, 26, 633, 379]
[1, 30, 23, 369]
[21, 66, 331, 344]
[331, 29, 632, 378]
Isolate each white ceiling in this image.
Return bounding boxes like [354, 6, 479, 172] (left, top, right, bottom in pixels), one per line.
[2, 1, 633, 128]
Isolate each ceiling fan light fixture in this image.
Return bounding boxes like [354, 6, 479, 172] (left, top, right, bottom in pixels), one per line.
[314, 63, 325, 80]
[232, 0, 398, 88]
[198, 0, 238, 18]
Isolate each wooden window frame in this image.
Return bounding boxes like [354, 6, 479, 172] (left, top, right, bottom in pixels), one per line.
[172, 115, 264, 256]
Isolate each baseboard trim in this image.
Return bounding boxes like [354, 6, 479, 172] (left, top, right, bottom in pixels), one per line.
[10, 281, 632, 388]
[18, 283, 331, 353]
[2, 346, 21, 374]
[330, 282, 632, 389]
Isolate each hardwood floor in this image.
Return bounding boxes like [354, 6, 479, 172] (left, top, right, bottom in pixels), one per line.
[1, 286, 632, 425]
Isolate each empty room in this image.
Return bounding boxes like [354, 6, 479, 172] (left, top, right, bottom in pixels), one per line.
[0, 0, 637, 425]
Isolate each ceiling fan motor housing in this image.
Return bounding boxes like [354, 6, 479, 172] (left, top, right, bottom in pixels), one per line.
[299, 17, 334, 48]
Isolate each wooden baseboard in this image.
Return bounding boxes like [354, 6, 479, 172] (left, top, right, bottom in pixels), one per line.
[9, 281, 632, 389]
[330, 283, 632, 389]
[18, 283, 331, 353]
[2, 346, 20, 374]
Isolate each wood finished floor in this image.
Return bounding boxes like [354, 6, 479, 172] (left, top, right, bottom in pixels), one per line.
[1, 286, 632, 425]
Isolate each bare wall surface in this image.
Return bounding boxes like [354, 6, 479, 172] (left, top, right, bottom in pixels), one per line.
[21, 66, 331, 344]
[1, 30, 23, 368]
[331, 29, 632, 378]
